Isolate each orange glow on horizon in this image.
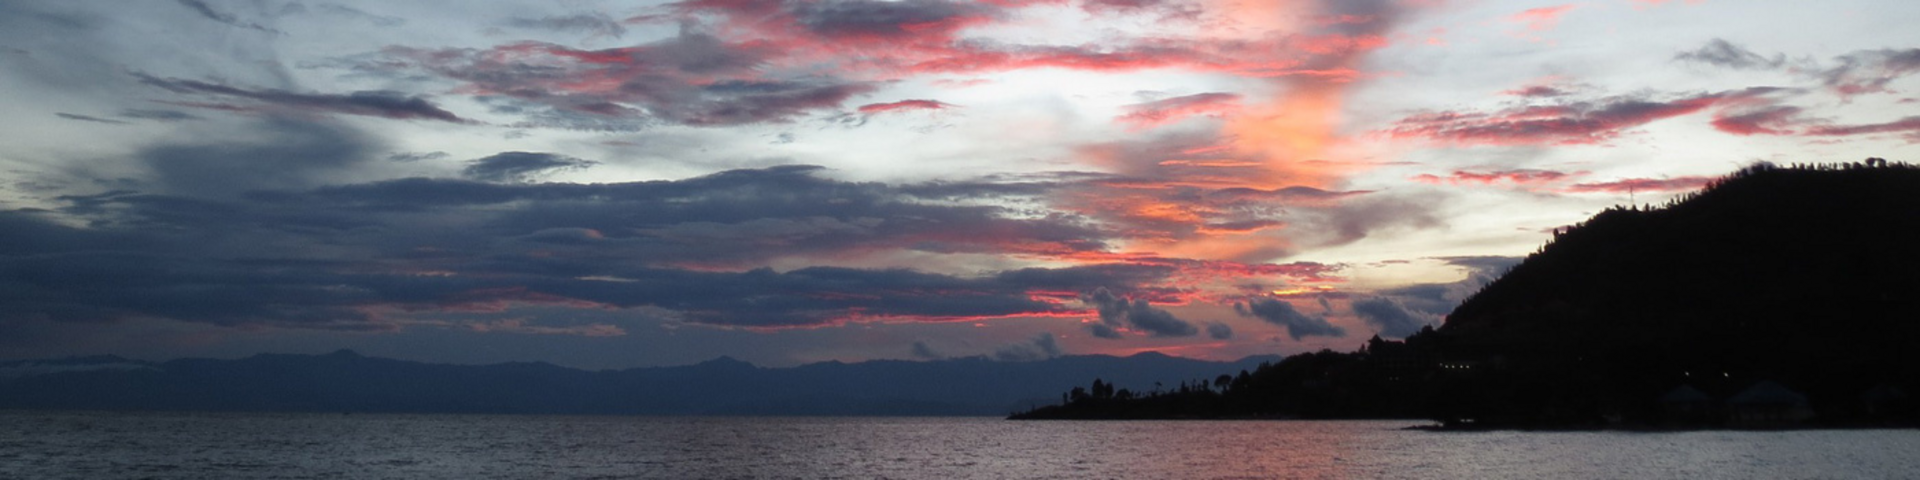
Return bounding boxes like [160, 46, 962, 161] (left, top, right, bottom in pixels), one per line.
[1270, 285, 1336, 297]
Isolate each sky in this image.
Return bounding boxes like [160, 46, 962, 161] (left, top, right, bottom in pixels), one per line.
[2, 0, 1917, 369]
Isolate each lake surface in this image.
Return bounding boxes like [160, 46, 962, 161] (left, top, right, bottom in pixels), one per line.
[3, 412, 1916, 479]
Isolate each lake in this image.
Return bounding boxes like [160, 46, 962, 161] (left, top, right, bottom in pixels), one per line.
[3, 411, 1916, 479]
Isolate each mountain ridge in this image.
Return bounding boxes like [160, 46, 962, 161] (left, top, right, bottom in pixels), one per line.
[0, 350, 1280, 416]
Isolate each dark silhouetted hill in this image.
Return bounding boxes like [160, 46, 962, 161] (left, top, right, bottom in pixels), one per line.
[0, 350, 1275, 416]
[1430, 160, 1920, 426]
[1016, 161, 1920, 427]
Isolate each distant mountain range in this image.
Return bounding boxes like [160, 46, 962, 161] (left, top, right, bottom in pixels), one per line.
[0, 350, 1277, 415]
[1017, 161, 1920, 427]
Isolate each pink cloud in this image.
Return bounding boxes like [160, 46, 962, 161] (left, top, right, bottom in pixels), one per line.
[1412, 169, 1582, 185]
[1385, 88, 1779, 146]
[1566, 176, 1715, 193]
[1710, 106, 1805, 136]
[1116, 92, 1242, 128]
[1807, 116, 1920, 141]
[1508, 5, 1576, 32]
[1631, 0, 1707, 8]
[858, 99, 955, 114]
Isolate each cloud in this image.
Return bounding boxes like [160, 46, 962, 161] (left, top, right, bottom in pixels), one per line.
[174, 0, 279, 35]
[993, 332, 1062, 361]
[1081, 287, 1197, 338]
[1205, 321, 1232, 340]
[1235, 297, 1344, 340]
[1412, 169, 1578, 186]
[461, 152, 599, 183]
[910, 340, 943, 359]
[1805, 116, 1920, 140]
[507, 13, 627, 38]
[857, 99, 954, 115]
[1675, 39, 1785, 70]
[134, 74, 467, 123]
[134, 117, 380, 196]
[1507, 5, 1575, 32]
[464, 318, 626, 337]
[1674, 41, 1918, 99]
[1288, 191, 1444, 249]
[787, 0, 996, 41]
[1819, 48, 1920, 98]
[118, 109, 200, 122]
[1705, 103, 1920, 141]
[1385, 88, 1780, 145]
[1350, 296, 1434, 338]
[1115, 92, 1241, 129]
[55, 113, 129, 125]
[1504, 85, 1577, 98]
[302, 4, 404, 27]
[379, 29, 874, 128]
[1081, 0, 1203, 20]
[1088, 323, 1123, 339]
[1373, 256, 1521, 319]
[1711, 106, 1805, 136]
[3, 163, 1208, 330]
[1566, 176, 1714, 193]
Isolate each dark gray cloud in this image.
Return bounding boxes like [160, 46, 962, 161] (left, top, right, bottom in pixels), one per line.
[790, 0, 990, 39]
[134, 73, 467, 122]
[1235, 298, 1343, 340]
[1088, 323, 1123, 339]
[1082, 0, 1203, 20]
[134, 117, 378, 196]
[1350, 296, 1434, 338]
[1675, 39, 1784, 70]
[118, 109, 201, 122]
[1296, 192, 1444, 249]
[301, 4, 405, 27]
[174, 0, 281, 35]
[1388, 88, 1786, 145]
[0, 163, 1170, 330]
[1675, 40, 1920, 99]
[1205, 321, 1232, 340]
[993, 332, 1062, 362]
[387, 151, 449, 163]
[507, 13, 626, 38]
[1820, 48, 1920, 97]
[910, 340, 942, 359]
[1081, 287, 1197, 338]
[56, 113, 129, 125]
[1377, 256, 1521, 318]
[462, 152, 598, 183]
[378, 28, 872, 128]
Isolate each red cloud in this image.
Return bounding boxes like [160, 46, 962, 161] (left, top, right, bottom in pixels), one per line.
[1566, 176, 1715, 193]
[1116, 92, 1242, 128]
[858, 99, 955, 114]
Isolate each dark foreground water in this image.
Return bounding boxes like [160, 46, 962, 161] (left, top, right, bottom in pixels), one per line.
[3, 412, 1917, 479]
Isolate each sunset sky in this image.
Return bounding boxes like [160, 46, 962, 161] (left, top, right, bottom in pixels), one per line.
[2, 0, 1916, 369]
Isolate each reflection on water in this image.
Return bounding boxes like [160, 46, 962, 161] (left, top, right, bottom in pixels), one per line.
[2, 412, 1916, 479]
